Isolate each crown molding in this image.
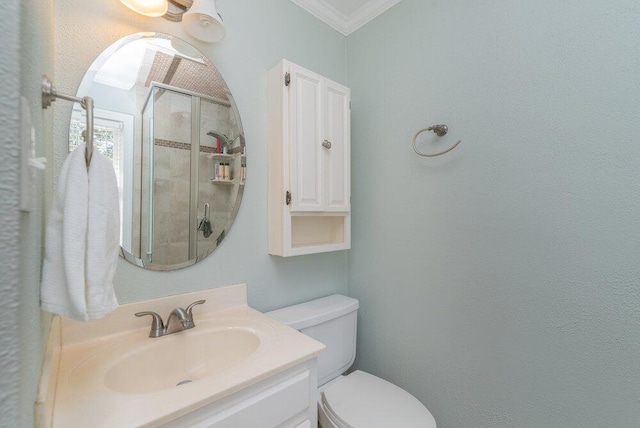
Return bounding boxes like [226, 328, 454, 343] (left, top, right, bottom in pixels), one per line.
[346, 0, 403, 34]
[290, 0, 350, 35]
[290, 0, 403, 36]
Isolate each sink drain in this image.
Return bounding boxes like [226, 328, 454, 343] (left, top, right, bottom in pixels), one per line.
[176, 379, 193, 386]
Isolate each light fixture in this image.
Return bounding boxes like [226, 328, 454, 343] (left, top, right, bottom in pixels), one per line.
[119, 0, 226, 43]
[119, 0, 168, 17]
[183, 0, 226, 43]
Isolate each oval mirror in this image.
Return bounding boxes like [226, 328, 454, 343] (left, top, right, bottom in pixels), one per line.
[70, 33, 246, 270]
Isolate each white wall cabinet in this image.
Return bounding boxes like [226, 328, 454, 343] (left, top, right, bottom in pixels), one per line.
[268, 59, 351, 257]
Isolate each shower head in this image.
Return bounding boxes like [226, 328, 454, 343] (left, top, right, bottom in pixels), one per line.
[207, 130, 230, 146]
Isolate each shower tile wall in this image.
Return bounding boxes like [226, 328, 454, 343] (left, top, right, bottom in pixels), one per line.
[140, 95, 236, 265]
[152, 92, 190, 265]
[152, 145, 190, 265]
[200, 100, 231, 148]
[197, 99, 236, 260]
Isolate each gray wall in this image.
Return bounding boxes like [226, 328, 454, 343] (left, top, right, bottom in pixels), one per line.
[52, 2, 349, 309]
[347, 0, 640, 426]
[1, 1, 348, 427]
[1, 0, 53, 427]
[9, 1, 640, 427]
[0, 1, 23, 425]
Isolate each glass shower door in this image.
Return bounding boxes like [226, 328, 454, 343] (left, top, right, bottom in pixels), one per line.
[141, 87, 193, 266]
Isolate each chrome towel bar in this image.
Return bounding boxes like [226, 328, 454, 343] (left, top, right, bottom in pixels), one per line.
[412, 124, 462, 157]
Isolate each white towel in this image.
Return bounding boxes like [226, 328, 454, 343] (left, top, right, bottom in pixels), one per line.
[41, 144, 120, 321]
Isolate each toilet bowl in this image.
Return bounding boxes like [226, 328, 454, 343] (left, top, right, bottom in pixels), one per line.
[318, 371, 436, 428]
[267, 295, 436, 428]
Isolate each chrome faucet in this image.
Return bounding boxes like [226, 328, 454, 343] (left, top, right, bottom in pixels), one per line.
[135, 300, 206, 338]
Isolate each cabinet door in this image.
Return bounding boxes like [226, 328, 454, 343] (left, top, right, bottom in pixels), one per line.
[289, 64, 324, 212]
[161, 367, 313, 428]
[324, 81, 350, 212]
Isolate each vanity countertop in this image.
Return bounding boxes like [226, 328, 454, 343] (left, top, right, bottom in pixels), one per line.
[43, 284, 325, 427]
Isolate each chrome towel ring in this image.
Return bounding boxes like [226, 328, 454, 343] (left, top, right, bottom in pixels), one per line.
[412, 124, 462, 157]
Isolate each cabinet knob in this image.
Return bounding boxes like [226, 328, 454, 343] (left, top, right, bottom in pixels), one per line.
[322, 140, 332, 149]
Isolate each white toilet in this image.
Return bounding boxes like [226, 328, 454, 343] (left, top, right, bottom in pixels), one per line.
[267, 295, 437, 428]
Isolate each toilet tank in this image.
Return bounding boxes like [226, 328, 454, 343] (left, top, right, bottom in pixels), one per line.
[266, 295, 359, 386]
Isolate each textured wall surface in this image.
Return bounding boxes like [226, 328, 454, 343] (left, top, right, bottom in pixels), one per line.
[347, 0, 640, 426]
[1, 0, 53, 427]
[18, 0, 53, 418]
[19, 0, 54, 426]
[0, 1, 22, 426]
[53, 0, 349, 310]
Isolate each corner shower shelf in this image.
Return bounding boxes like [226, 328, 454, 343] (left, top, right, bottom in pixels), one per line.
[210, 178, 245, 186]
[209, 153, 246, 160]
[209, 153, 234, 160]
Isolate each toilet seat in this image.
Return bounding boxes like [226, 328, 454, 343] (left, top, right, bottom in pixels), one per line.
[320, 371, 436, 428]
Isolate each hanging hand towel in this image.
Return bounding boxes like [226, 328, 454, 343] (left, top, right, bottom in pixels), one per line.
[85, 147, 120, 319]
[41, 144, 120, 321]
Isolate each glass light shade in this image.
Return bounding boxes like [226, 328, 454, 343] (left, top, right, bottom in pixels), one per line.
[183, 0, 226, 43]
[119, 0, 168, 17]
[170, 37, 205, 61]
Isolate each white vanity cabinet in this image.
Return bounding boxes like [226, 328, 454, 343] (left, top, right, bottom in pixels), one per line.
[268, 59, 351, 257]
[42, 285, 325, 428]
[161, 359, 318, 428]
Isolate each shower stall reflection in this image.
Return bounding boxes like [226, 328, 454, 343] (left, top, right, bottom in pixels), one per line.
[138, 83, 244, 268]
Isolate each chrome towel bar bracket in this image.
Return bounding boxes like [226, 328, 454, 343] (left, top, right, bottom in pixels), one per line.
[41, 75, 95, 166]
[412, 124, 462, 157]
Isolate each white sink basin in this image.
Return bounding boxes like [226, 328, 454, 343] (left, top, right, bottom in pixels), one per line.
[67, 318, 273, 396]
[69, 326, 261, 394]
[108, 327, 259, 393]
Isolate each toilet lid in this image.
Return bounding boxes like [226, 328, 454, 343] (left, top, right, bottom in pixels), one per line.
[322, 371, 436, 428]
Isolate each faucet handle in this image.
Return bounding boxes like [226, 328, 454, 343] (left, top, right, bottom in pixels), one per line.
[185, 300, 206, 325]
[135, 311, 165, 338]
[186, 300, 206, 314]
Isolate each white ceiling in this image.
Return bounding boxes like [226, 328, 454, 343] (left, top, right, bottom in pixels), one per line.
[290, 0, 403, 35]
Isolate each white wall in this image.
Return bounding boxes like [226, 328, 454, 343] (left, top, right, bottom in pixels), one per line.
[53, 0, 349, 310]
[347, 0, 640, 426]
